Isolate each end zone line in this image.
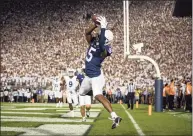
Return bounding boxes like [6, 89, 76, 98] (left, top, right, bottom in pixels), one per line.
[120, 104, 145, 136]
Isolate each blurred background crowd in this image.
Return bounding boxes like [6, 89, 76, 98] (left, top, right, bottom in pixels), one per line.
[0, 0, 192, 110]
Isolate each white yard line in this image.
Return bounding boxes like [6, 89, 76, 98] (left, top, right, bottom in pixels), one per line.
[1, 112, 53, 115]
[1, 116, 94, 122]
[2, 107, 102, 111]
[1, 124, 91, 135]
[1, 103, 103, 107]
[1, 111, 100, 118]
[57, 109, 101, 112]
[121, 104, 145, 136]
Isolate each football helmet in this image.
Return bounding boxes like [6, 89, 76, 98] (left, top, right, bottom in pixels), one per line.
[105, 29, 113, 45]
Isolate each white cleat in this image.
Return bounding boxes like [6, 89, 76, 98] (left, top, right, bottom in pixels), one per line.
[66, 110, 74, 117]
[71, 110, 75, 117]
[82, 117, 86, 122]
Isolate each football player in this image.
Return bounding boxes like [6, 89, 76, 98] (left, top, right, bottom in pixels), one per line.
[77, 68, 91, 122]
[52, 72, 63, 107]
[64, 69, 79, 117]
[79, 15, 122, 129]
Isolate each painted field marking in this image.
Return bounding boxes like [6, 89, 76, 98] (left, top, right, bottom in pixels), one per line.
[57, 109, 101, 112]
[1, 111, 100, 118]
[1, 124, 91, 135]
[5, 107, 101, 111]
[1, 116, 94, 122]
[1, 103, 103, 107]
[121, 104, 145, 136]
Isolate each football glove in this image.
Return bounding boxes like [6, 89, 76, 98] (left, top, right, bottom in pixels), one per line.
[96, 16, 108, 29]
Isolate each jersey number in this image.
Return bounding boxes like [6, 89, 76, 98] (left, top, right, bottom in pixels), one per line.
[86, 47, 96, 62]
[69, 81, 73, 87]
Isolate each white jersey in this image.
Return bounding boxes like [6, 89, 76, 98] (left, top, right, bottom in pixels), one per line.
[65, 76, 78, 92]
[52, 76, 61, 91]
[55, 91, 63, 98]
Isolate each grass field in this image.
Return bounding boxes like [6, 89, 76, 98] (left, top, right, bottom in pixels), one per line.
[1, 102, 192, 136]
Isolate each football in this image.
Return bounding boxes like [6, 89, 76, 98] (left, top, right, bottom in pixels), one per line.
[92, 14, 100, 25]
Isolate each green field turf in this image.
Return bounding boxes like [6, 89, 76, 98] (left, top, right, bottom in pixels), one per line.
[1, 103, 192, 136]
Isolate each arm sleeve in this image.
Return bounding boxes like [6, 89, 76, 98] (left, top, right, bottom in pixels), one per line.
[99, 28, 106, 52]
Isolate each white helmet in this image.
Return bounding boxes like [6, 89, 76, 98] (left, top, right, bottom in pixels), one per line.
[68, 68, 75, 77]
[105, 30, 113, 45]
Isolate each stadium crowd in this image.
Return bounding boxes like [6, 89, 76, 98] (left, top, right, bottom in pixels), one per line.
[1, 1, 192, 111]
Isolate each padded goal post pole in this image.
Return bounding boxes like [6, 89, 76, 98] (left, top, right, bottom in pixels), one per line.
[155, 79, 163, 112]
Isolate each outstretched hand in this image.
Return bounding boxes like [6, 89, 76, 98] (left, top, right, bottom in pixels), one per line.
[96, 16, 108, 29]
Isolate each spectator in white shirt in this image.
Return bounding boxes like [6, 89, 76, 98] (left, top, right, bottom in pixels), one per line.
[4, 88, 9, 102]
[8, 90, 14, 103]
[26, 90, 31, 102]
[18, 88, 23, 102]
[0, 89, 4, 102]
[24, 88, 28, 102]
[12, 88, 18, 102]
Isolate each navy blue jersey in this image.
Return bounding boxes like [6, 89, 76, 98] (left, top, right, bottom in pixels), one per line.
[85, 31, 112, 78]
[76, 74, 85, 85]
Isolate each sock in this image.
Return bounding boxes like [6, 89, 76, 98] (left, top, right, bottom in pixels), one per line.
[110, 112, 118, 119]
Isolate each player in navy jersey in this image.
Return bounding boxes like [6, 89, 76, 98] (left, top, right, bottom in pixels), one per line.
[76, 68, 91, 122]
[79, 15, 122, 129]
[76, 71, 84, 85]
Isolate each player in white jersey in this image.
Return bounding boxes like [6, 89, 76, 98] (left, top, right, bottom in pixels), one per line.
[52, 73, 63, 108]
[55, 90, 63, 107]
[64, 69, 79, 117]
[52, 76, 61, 92]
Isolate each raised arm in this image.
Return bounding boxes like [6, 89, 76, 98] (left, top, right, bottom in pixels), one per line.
[96, 16, 113, 58]
[85, 23, 97, 44]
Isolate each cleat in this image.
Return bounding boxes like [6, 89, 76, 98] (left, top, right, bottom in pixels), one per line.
[112, 117, 122, 129]
[82, 117, 86, 122]
[86, 111, 90, 118]
[71, 111, 75, 117]
[67, 110, 74, 117]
